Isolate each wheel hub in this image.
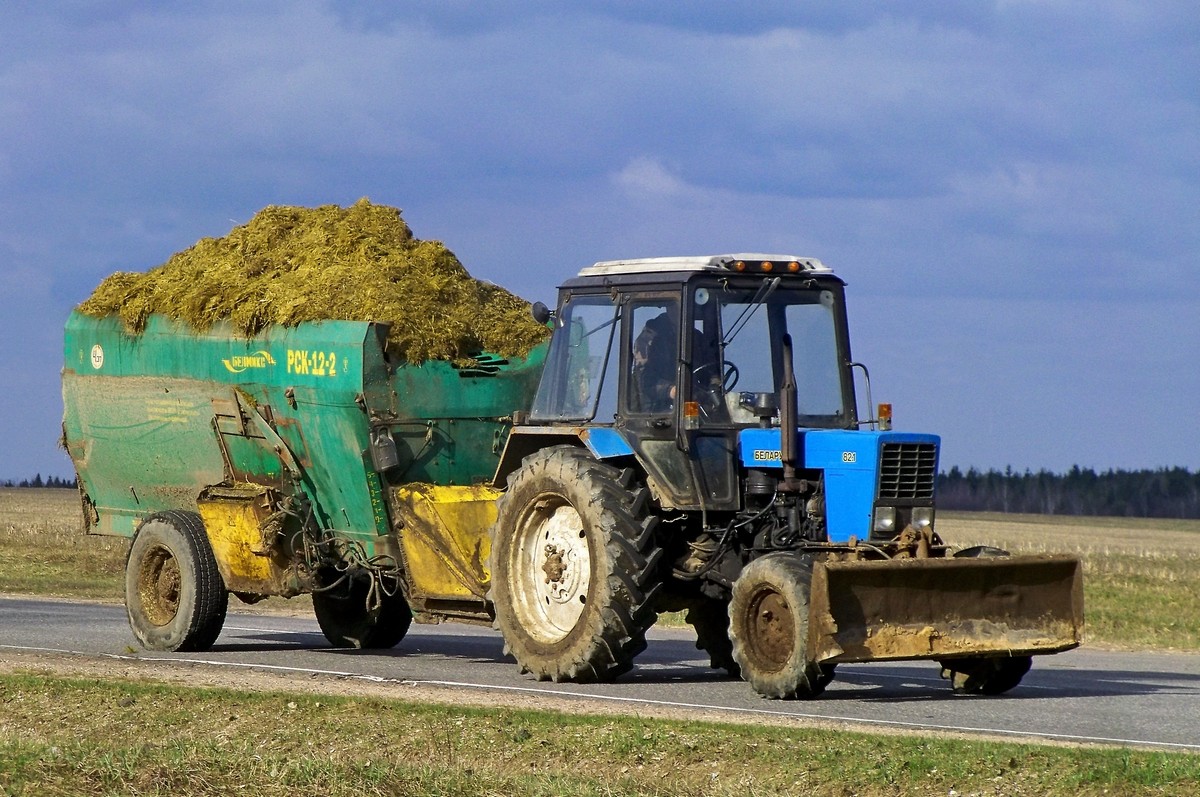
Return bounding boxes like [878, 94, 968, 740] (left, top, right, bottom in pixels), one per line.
[138, 545, 181, 627]
[746, 588, 795, 672]
[542, 544, 567, 584]
[513, 501, 592, 643]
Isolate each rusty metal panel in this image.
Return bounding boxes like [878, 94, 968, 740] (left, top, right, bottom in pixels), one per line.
[808, 555, 1084, 663]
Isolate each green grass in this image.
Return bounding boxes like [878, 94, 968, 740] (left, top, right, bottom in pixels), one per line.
[1, 672, 1197, 797]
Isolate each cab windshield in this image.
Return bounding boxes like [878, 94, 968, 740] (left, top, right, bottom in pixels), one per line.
[689, 281, 850, 427]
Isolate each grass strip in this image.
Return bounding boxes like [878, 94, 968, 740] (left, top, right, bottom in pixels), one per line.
[1, 672, 1197, 797]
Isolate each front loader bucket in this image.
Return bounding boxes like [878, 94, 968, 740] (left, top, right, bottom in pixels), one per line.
[808, 555, 1083, 664]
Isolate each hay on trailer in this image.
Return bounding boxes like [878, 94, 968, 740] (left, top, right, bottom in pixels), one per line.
[78, 199, 550, 364]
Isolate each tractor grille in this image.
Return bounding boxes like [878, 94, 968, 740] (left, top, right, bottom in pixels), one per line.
[878, 443, 937, 500]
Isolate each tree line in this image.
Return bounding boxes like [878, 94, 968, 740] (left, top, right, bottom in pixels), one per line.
[1, 474, 78, 489]
[938, 466, 1200, 519]
[5, 467, 1199, 519]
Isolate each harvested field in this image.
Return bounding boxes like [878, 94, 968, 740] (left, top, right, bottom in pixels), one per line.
[940, 511, 1200, 558]
[940, 512, 1200, 650]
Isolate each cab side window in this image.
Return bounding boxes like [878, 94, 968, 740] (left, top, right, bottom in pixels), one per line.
[628, 300, 678, 415]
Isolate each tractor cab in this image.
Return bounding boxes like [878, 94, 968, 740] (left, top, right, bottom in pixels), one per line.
[510, 255, 860, 514]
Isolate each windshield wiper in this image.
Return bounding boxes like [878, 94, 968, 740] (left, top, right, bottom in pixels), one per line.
[721, 276, 780, 346]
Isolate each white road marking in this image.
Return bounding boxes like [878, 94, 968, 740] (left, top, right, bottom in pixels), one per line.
[3, 642, 1196, 751]
[229, 625, 1060, 690]
[222, 624, 322, 636]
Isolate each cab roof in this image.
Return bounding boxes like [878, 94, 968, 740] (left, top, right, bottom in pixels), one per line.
[578, 253, 832, 278]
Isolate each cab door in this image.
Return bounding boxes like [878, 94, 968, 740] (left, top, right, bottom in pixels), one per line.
[617, 295, 700, 509]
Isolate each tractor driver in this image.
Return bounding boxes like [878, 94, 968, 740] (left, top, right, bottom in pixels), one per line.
[632, 304, 724, 417]
[632, 309, 677, 413]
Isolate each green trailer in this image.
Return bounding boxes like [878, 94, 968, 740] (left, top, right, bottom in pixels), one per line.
[63, 311, 546, 650]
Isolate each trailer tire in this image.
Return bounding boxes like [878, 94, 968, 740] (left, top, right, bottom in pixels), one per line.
[125, 510, 228, 652]
[313, 571, 412, 649]
[938, 545, 1033, 695]
[729, 553, 832, 699]
[685, 598, 739, 677]
[490, 446, 661, 683]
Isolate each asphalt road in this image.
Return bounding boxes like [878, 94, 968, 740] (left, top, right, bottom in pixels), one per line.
[2, 595, 1197, 751]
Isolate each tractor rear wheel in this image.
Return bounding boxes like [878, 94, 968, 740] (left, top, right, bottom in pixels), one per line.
[729, 553, 832, 699]
[125, 510, 228, 652]
[313, 571, 412, 649]
[490, 447, 661, 683]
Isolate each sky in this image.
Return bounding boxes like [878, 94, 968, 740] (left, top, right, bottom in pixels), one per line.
[1, 1, 1197, 481]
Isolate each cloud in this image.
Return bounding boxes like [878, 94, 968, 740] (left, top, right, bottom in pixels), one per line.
[612, 157, 692, 198]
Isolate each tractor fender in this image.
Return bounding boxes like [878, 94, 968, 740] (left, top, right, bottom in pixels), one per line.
[492, 426, 636, 488]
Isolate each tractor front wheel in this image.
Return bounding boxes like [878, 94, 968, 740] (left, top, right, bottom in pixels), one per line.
[938, 546, 1033, 695]
[941, 656, 1033, 695]
[729, 553, 832, 699]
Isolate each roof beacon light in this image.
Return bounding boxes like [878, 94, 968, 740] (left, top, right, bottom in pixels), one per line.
[787, 260, 802, 273]
[760, 260, 774, 272]
[732, 260, 748, 272]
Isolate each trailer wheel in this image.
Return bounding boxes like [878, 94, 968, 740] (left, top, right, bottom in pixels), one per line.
[685, 598, 739, 677]
[313, 571, 412, 649]
[490, 446, 661, 683]
[125, 511, 228, 652]
[729, 553, 832, 699]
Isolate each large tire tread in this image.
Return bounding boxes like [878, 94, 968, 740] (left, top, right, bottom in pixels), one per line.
[490, 446, 661, 683]
[125, 510, 228, 652]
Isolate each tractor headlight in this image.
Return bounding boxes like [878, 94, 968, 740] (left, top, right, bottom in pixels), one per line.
[912, 506, 935, 529]
[872, 506, 897, 533]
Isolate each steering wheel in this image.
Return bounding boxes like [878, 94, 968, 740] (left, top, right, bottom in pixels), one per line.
[693, 360, 740, 392]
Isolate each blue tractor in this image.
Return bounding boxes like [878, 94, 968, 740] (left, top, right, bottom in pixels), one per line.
[489, 254, 1082, 698]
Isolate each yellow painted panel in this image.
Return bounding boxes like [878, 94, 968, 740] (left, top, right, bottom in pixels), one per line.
[198, 500, 274, 587]
[393, 484, 500, 601]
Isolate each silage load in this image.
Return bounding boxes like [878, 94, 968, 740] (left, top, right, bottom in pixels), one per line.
[78, 199, 549, 364]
